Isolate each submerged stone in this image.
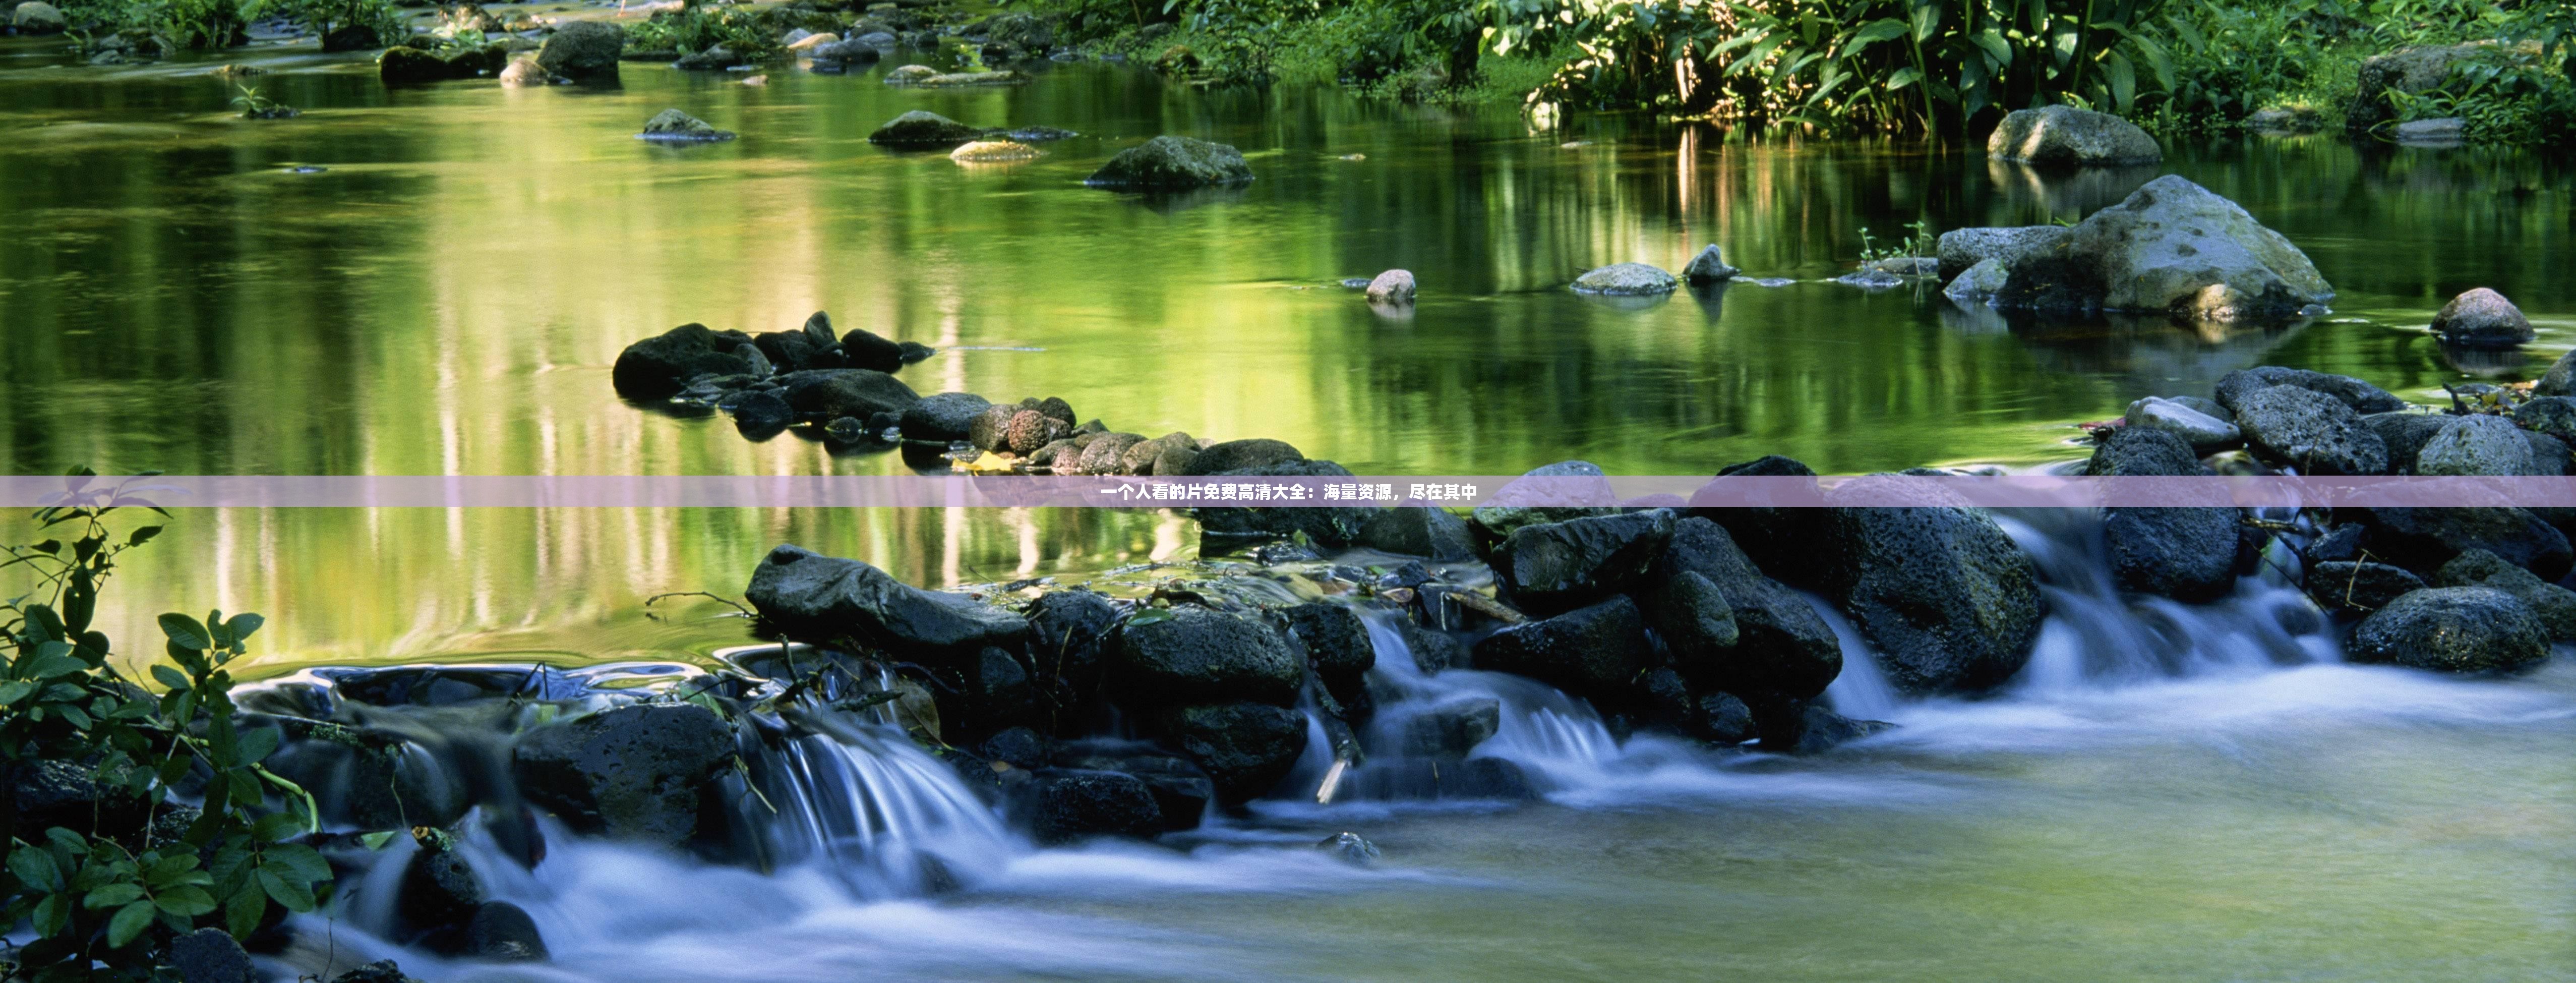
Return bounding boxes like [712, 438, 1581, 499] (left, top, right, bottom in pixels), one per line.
[2430, 287, 2533, 348]
[1986, 105, 2162, 166]
[1571, 262, 1678, 296]
[870, 110, 984, 147]
[1086, 136, 1255, 189]
[637, 108, 735, 142]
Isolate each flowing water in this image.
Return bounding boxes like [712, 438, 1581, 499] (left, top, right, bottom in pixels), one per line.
[5, 39, 2574, 982]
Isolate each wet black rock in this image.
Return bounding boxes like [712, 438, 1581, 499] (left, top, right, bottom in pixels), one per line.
[1155, 702, 1308, 804]
[746, 544, 1031, 654]
[2232, 384, 2390, 475]
[2349, 587, 2549, 673]
[968, 402, 1020, 451]
[901, 392, 993, 442]
[380, 43, 509, 84]
[1654, 517, 1841, 701]
[980, 726, 1051, 770]
[1193, 459, 1369, 547]
[1181, 438, 1303, 476]
[832, 326, 905, 374]
[1815, 498, 2043, 695]
[457, 901, 549, 962]
[2434, 548, 2576, 641]
[731, 390, 792, 435]
[613, 323, 754, 399]
[1491, 510, 1676, 616]
[2353, 507, 2573, 580]
[2305, 560, 2426, 614]
[961, 646, 1042, 738]
[2105, 507, 2243, 602]
[1398, 618, 1467, 673]
[262, 717, 468, 831]
[399, 828, 485, 935]
[1027, 589, 1121, 698]
[2086, 426, 2203, 476]
[1755, 701, 1894, 754]
[1642, 569, 1739, 665]
[1283, 603, 1373, 704]
[170, 928, 256, 983]
[777, 369, 921, 423]
[2215, 366, 2408, 416]
[510, 704, 736, 846]
[1354, 506, 1477, 560]
[1019, 769, 1163, 843]
[536, 20, 623, 79]
[1085, 136, 1255, 189]
[1695, 691, 1757, 744]
[1401, 697, 1500, 757]
[1108, 606, 1302, 709]
[332, 961, 421, 983]
[2363, 412, 2453, 473]
[2307, 523, 2365, 561]
[1471, 595, 1649, 703]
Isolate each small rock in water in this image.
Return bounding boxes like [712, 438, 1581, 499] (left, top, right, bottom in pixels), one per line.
[1363, 269, 1415, 304]
[1943, 258, 2008, 303]
[1338, 153, 1365, 161]
[2123, 395, 2241, 452]
[1339, 278, 1370, 289]
[2394, 117, 2465, 145]
[1570, 262, 1677, 296]
[884, 64, 939, 84]
[1834, 268, 1907, 289]
[1317, 831, 1380, 865]
[869, 110, 984, 147]
[285, 164, 328, 174]
[1986, 104, 2163, 166]
[1085, 135, 1255, 189]
[2430, 287, 2533, 348]
[498, 56, 553, 86]
[1682, 244, 1738, 284]
[992, 125, 1079, 142]
[1560, 140, 1591, 149]
[951, 139, 1042, 163]
[637, 108, 735, 142]
[742, 73, 767, 86]
[785, 31, 837, 51]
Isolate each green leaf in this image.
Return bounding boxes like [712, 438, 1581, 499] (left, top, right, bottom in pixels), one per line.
[257, 867, 316, 911]
[22, 642, 85, 679]
[1888, 65, 1925, 90]
[2106, 50, 2136, 110]
[358, 830, 400, 850]
[156, 885, 219, 916]
[238, 725, 281, 765]
[85, 882, 146, 909]
[8, 842, 64, 892]
[263, 843, 331, 885]
[1972, 28, 2011, 68]
[1909, 1, 1941, 42]
[158, 613, 213, 651]
[0, 680, 33, 705]
[32, 892, 70, 937]
[107, 899, 156, 947]
[128, 526, 162, 547]
[151, 664, 190, 691]
[251, 813, 305, 844]
[224, 886, 267, 938]
[224, 612, 264, 645]
[1843, 17, 1908, 53]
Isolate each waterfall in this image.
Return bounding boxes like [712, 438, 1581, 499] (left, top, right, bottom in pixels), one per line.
[758, 712, 1024, 897]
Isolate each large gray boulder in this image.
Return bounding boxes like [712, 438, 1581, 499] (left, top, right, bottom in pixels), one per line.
[2434, 548, 2576, 641]
[1108, 607, 1302, 709]
[2233, 385, 2390, 475]
[2430, 287, 2534, 348]
[2348, 587, 2549, 673]
[1085, 136, 1254, 188]
[1815, 486, 2044, 695]
[1155, 703, 1307, 804]
[1653, 518, 1841, 701]
[1492, 510, 1676, 616]
[1996, 176, 2332, 321]
[1471, 595, 1650, 703]
[1282, 603, 1372, 704]
[1571, 263, 1679, 296]
[2536, 349, 2576, 397]
[1986, 105, 2163, 166]
[745, 544, 1029, 653]
[12, 1, 66, 32]
[2215, 367, 2407, 415]
[2415, 414, 2535, 476]
[1936, 225, 2069, 280]
[2361, 412, 2452, 473]
[536, 21, 624, 79]
[2349, 42, 2539, 133]
[868, 110, 985, 147]
[511, 705, 734, 846]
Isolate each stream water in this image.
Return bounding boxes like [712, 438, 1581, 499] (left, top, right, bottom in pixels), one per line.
[5, 38, 2573, 982]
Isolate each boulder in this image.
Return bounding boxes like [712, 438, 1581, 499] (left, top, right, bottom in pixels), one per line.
[1354, 506, 1476, 560]
[380, 44, 510, 84]
[808, 38, 882, 65]
[1682, 245, 1739, 284]
[1641, 570, 1740, 666]
[1936, 226, 2069, 280]
[1119, 432, 1196, 475]
[1654, 518, 1840, 700]
[2354, 507, 2573, 580]
[2086, 425, 2203, 476]
[1155, 703, 1307, 804]
[457, 901, 548, 962]
[2216, 367, 2408, 416]
[951, 140, 1042, 162]
[536, 20, 623, 79]
[2233, 384, 2390, 475]
[1815, 493, 2043, 695]
[1942, 258, 2010, 304]
[1084, 136, 1255, 189]
[967, 403, 1020, 452]
[1470, 595, 1650, 702]
[1282, 603, 1373, 703]
[900, 392, 992, 442]
[1491, 510, 1677, 616]
[169, 928, 255, 983]
[11, 2, 67, 32]
[2348, 587, 2549, 673]
[745, 544, 1029, 653]
[1985, 105, 2162, 166]
[1006, 411, 1071, 455]
[2433, 548, 2576, 641]
[2123, 396, 2241, 452]
[836, 326, 905, 374]
[511, 704, 734, 846]
[869, 110, 985, 147]
[2515, 396, 2576, 447]
[2350, 42, 2537, 133]
[1019, 769, 1162, 843]
[1996, 176, 2331, 320]
[2361, 412, 2451, 473]
[673, 45, 743, 71]
[1181, 438, 1303, 476]
[1364, 269, 1417, 304]
[1570, 263, 1678, 296]
[637, 108, 735, 142]
[612, 323, 753, 399]
[1755, 701, 1894, 755]
[777, 369, 919, 422]
[883, 64, 940, 84]
[2306, 560, 2426, 614]
[262, 719, 467, 831]
[2430, 287, 2534, 348]
[1027, 590, 1121, 696]
[1074, 433, 1147, 476]
[1108, 606, 1302, 709]
[2415, 413, 2535, 476]
[2537, 349, 2576, 397]
[498, 57, 553, 86]
[330, 961, 419, 983]
[2105, 507, 2244, 601]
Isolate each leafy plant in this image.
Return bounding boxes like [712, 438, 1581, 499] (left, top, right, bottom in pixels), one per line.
[1858, 219, 1938, 262]
[1, 470, 328, 981]
[227, 82, 297, 119]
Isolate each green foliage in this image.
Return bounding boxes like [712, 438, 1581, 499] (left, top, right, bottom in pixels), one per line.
[245, 0, 407, 43]
[2387, 45, 2576, 144]
[1, 470, 326, 981]
[628, 4, 786, 57]
[1858, 219, 1938, 262]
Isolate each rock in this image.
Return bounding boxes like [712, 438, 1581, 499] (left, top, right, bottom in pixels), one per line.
[331, 961, 419, 983]
[1654, 518, 1841, 701]
[2216, 366, 2408, 416]
[1120, 432, 1196, 475]
[1074, 433, 1146, 476]
[967, 403, 1019, 452]
[1317, 831, 1380, 864]
[511, 705, 734, 846]
[1027, 590, 1121, 695]
[1401, 697, 1500, 757]
[637, 108, 735, 142]
[808, 38, 881, 65]
[1815, 494, 2043, 695]
[1642, 569, 1740, 664]
[2245, 105, 2325, 133]
[2517, 396, 2576, 446]
[2415, 413, 2535, 476]
[1937, 225, 2071, 280]
[884, 64, 939, 84]
[1835, 269, 1907, 289]
[2392, 117, 2466, 144]
[2106, 507, 2243, 601]
[900, 392, 992, 442]
[980, 727, 1050, 770]
[2435, 548, 2576, 641]
[746, 544, 1029, 654]
[457, 901, 548, 962]
[11, 2, 67, 32]
[170, 928, 255, 983]
[2306, 560, 2426, 614]
[1757, 701, 1895, 754]
[835, 326, 905, 374]
[1282, 603, 1373, 703]
[613, 323, 753, 399]
[2529, 432, 2570, 475]
[1155, 703, 1307, 804]
[1005, 410, 1069, 454]
[778, 369, 919, 422]
[1491, 510, 1677, 616]
[730, 390, 792, 435]
[2234, 385, 2390, 475]
[673, 45, 742, 71]
[536, 20, 622, 78]
[1471, 595, 1650, 702]
[2086, 426, 2203, 476]
[951, 140, 1042, 162]
[785, 31, 834, 51]
[2349, 42, 2535, 132]
[2348, 587, 2549, 673]
[1986, 105, 2163, 166]
[1085, 136, 1255, 189]
[1354, 506, 1476, 560]
[1109, 606, 1302, 709]
[399, 828, 486, 935]
[1020, 769, 1162, 843]
[2122, 396, 2241, 452]
[2537, 350, 2576, 397]
[381, 43, 510, 84]
[321, 23, 385, 51]
[1181, 438, 1303, 476]
[260, 719, 467, 830]
[1997, 176, 2332, 320]
[2430, 288, 2534, 348]
[2361, 412, 2450, 473]
[870, 110, 984, 147]
[1149, 437, 1201, 476]
[2355, 507, 2573, 580]
[1682, 245, 1739, 284]
[1570, 263, 1679, 296]
[1364, 269, 1416, 304]
[1942, 258, 2010, 304]
[498, 57, 554, 86]
[916, 70, 1029, 87]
